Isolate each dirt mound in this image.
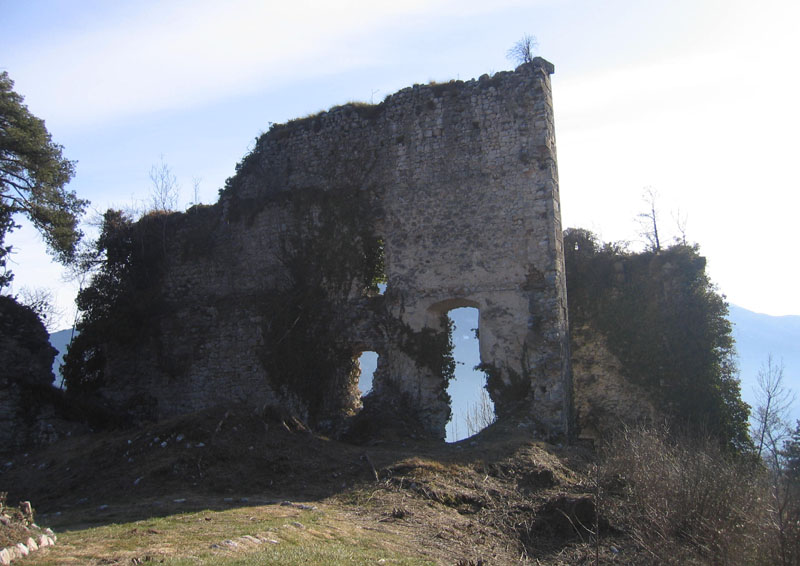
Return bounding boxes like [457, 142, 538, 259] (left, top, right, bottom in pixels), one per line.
[0, 406, 641, 564]
[2, 405, 367, 507]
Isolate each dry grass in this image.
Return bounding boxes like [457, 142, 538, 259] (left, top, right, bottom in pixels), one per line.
[2, 407, 610, 565]
[22, 502, 432, 565]
[6, 407, 790, 565]
[600, 425, 771, 565]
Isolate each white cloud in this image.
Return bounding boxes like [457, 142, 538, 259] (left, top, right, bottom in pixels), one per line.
[4, 0, 799, 317]
[6, 0, 530, 126]
[555, 21, 800, 315]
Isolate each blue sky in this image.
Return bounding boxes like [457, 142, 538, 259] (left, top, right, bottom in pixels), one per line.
[2, 0, 799, 327]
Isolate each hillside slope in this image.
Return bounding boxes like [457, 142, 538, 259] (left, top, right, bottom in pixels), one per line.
[1, 406, 651, 565]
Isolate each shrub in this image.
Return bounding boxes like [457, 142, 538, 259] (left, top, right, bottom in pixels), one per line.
[601, 425, 769, 564]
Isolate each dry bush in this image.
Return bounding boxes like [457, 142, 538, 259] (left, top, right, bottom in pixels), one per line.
[765, 459, 800, 566]
[600, 425, 771, 565]
[464, 389, 497, 438]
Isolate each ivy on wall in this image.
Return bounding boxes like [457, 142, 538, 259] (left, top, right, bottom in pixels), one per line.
[247, 183, 455, 429]
[62, 210, 173, 393]
[396, 315, 456, 385]
[61, 174, 454, 434]
[480, 360, 530, 417]
[255, 185, 386, 423]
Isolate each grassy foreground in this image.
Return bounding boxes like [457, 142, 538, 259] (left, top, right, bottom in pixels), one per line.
[24, 501, 432, 565]
[12, 406, 781, 565]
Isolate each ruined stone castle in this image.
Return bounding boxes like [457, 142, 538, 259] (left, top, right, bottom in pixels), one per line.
[85, 58, 572, 440]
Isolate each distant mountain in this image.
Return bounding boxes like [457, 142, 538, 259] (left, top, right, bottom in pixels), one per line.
[728, 305, 800, 422]
[442, 304, 800, 438]
[48, 328, 78, 388]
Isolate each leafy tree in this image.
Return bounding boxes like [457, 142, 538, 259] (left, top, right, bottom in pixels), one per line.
[0, 204, 15, 287]
[772, 420, 800, 565]
[0, 71, 87, 288]
[62, 209, 169, 392]
[786, 421, 800, 481]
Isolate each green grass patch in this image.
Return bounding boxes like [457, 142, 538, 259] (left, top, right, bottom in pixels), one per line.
[24, 503, 433, 565]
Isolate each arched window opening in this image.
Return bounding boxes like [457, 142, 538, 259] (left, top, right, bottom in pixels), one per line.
[444, 307, 496, 442]
[356, 350, 379, 398]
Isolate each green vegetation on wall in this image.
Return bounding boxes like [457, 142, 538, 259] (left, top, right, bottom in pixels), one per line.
[62, 210, 173, 393]
[480, 360, 530, 417]
[256, 186, 386, 422]
[564, 228, 751, 450]
[63, 204, 220, 395]
[397, 315, 456, 385]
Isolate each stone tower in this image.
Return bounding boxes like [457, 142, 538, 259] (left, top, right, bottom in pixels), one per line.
[88, 58, 572, 439]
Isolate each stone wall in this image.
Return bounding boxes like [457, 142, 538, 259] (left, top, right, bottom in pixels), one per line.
[570, 324, 657, 440]
[92, 58, 572, 440]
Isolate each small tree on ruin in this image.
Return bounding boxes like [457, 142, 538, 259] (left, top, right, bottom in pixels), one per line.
[507, 34, 538, 65]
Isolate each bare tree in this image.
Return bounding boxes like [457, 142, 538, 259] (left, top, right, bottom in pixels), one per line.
[17, 286, 63, 331]
[464, 388, 497, 437]
[448, 418, 460, 444]
[146, 157, 181, 259]
[637, 186, 661, 252]
[754, 354, 795, 463]
[189, 176, 202, 209]
[149, 157, 180, 213]
[507, 34, 538, 65]
[752, 355, 798, 565]
[672, 208, 689, 246]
